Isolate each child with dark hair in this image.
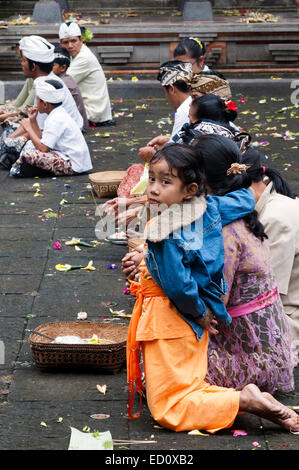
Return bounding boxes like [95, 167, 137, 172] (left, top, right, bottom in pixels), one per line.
[125, 140, 299, 434]
[53, 44, 89, 130]
[173, 37, 209, 73]
[190, 93, 238, 135]
[171, 93, 238, 147]
[173, 37, 226, 78]
[242, 148, 299, 353]
[10, 79, 92, 178]
[190, 135, 297, 394]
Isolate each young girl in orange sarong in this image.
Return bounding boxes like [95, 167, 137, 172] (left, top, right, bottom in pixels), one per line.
[125, 142, 299, 434]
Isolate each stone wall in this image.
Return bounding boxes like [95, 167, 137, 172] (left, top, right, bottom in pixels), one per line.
[1, 0, 297, 15]
[212, 0, 296, 10]
[1, 0, 178, 16]
[1, 22, 299, 76]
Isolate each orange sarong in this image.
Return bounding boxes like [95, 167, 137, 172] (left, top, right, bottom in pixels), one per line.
[127, 260, 241, 433]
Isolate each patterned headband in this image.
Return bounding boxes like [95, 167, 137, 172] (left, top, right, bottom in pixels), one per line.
[188, 73, 232, 100]
[158, 62, 193, 87]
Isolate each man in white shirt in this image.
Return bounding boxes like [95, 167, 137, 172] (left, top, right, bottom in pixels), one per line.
[59, 22, 114, 127]
[10, 79, 92, 178]
[144, 60, 193, 154]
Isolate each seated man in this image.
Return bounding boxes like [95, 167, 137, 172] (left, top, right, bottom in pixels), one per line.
[10, 79, 92, 178]
[52, 43, 89, 130]
[0, 77, 35, 125]
[59, 22, 114, 127]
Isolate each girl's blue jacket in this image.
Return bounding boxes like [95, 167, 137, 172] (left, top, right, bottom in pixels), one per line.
[144, 188, 255, 340]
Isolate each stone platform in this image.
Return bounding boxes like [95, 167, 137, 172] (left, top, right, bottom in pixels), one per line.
[0, 80, 299, 453]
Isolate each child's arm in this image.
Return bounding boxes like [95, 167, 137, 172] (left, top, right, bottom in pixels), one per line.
[27, 107, 42, 139]
[19, 115, 48, 153]
[209, 187, 256, 227]
[0, 112, 19, 122]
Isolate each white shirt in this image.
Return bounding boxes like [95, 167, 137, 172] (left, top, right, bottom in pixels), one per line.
[40, 105, 92, 173]
[171, 95, 192, 137]
[34, 72, 83, 130]
[67, 44, 112, 123]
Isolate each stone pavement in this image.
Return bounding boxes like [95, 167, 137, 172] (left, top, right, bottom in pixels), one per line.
[0, 80, 298, 453]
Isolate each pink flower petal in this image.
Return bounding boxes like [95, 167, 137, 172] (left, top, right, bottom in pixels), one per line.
[54, 241, 62, 250]
[231, 429, 248, 437]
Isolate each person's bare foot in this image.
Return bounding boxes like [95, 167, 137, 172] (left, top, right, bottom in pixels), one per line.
[262, 392, 299, 422]
[239, 384, 299, 432]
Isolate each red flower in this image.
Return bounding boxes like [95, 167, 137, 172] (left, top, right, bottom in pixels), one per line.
[226, 100, 238, 111]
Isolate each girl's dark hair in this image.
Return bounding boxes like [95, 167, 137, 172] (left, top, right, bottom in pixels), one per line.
[157, 60, 190, 93]
[191, 93, 237, 128]
[174, 38, 206, 60]
[150, 143, 206, 197]
[28, 58, 53, 74]
[53, 42, 70, 68]
[192, 134, 267, 241]
[242, 148, 296, 199]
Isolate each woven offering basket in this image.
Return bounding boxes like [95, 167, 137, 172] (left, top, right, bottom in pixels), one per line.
[89, 171, 126, 198]
[29, 322, 128, 373]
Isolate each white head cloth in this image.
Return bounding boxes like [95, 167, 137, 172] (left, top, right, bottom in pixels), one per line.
[19, 35, 54, 63]
[35, 80, 65, 104]
[59, 22, 81, 39]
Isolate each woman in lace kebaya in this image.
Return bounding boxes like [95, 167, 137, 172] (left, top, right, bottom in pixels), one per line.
[193, 135, 297, 394]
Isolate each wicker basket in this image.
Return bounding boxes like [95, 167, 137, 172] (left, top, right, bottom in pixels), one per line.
[29, 322, 128, 373]
[89, 171, 126, 198]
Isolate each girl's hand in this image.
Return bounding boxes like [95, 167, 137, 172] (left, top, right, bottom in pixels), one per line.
[115, 206, 142, 227]
[102, 197, 143, 215]
[205, 318, 219, 335]
[102, 197, 124, 215]
[196, 308, 219, 335]
[121, 250, 143, 280]
[147, 135, 170, 149]
[19, 118, 31, 132]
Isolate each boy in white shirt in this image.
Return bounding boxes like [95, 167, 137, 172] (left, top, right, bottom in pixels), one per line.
[10, 79, 92, 178]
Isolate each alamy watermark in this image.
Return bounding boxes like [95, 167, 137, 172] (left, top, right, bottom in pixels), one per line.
[94, 200, 204, 250]
[290, 80, 299, 105]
